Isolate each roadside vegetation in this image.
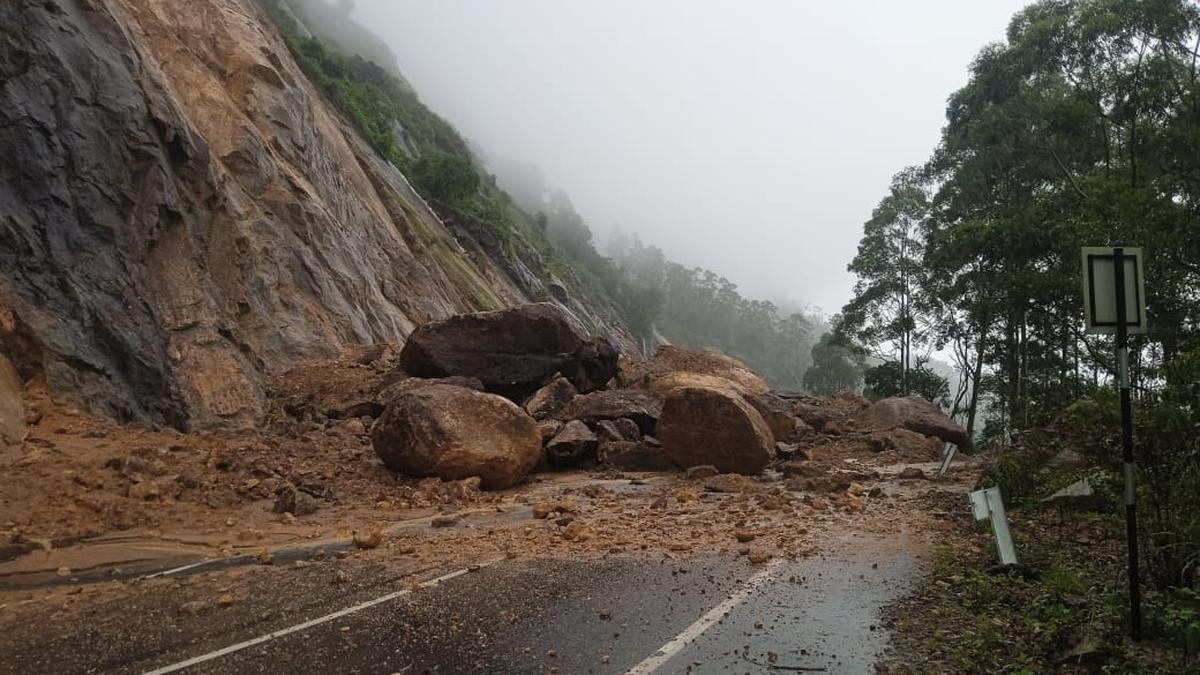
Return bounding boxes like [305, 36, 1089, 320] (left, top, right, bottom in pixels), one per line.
[852, 1, 1200, 670]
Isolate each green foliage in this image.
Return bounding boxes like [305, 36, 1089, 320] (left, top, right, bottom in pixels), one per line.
[1059, 350, 1200, 594]
[261, 0, 822, 380]
[864, 360, 950, 405]
[411, 153, 480, 204]
[841, 169, 932, 395]
[802, 329, 865, 395]
[263, 1, 471, 176]
[844, 0, 1200, 441]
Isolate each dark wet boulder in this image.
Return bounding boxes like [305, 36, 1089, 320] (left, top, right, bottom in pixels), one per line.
[398, 303, 618, 402]
[545, 420, 599, 468]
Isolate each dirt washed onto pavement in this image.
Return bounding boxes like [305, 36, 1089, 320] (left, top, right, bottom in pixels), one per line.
[1, 391, 975, 631]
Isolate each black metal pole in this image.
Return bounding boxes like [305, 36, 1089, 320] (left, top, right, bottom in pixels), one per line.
[1113, 247, 1142, 641]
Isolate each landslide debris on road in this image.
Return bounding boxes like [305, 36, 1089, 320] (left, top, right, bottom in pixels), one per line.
[0, 307, 972, 591]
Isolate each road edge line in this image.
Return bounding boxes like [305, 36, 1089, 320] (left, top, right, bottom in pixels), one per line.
[139, 560, 497, 675]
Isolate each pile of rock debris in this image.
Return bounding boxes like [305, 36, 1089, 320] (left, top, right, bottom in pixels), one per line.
[272, 303, 969, 491]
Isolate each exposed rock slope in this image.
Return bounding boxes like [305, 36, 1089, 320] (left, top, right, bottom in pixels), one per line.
[0, 0, 631, 430]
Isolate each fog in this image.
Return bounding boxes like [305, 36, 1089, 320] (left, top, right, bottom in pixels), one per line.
[353, 0, 1029, 316]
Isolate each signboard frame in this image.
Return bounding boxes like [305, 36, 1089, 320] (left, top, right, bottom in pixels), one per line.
[1082, 246, 1147, 335]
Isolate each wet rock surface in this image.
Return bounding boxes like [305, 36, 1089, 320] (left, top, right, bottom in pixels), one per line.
[0, 0, 634, 431]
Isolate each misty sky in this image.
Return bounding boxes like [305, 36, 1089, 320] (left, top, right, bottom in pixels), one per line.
[354, 0, 1030, 317]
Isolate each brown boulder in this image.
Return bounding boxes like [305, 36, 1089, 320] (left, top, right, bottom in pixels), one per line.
[641, 370, 748, 398]
[545, 420, 599, 468]
[398, 304, 618, 401]
[370, 384, 541, 489]
[658, 386, 773, 475]
[523, 376, 577, 420]
[745, 392, 810, 442]
[650, 346, 768, 394]
[867, 428, 944, 458]
[857, 396, 969, 448]
[562, 390, 662, 436]
[378, 376, 484, 406]
[537, 419, 564, 444]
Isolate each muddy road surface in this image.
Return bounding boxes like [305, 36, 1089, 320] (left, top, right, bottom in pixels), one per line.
[1, 530, 923, 675]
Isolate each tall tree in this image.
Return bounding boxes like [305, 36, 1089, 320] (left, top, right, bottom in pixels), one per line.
[840, 168, 931, 396]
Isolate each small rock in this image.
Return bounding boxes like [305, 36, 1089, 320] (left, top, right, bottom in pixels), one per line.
[673, 487, 699, 503]
[684, 465, 720, 480]
[703, 474, 763, 494]
[532, 502, 555, 519]
[748, 549, 772, 565]
[734, 530, 756, 543]
[353, 529, 384, 549]
[215, 593, 236, 607]
[898, 467, 927, 480]
[431, 515, 459, 528]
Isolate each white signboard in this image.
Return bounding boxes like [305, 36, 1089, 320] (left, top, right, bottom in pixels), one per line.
[1081, 247, 1147, 335]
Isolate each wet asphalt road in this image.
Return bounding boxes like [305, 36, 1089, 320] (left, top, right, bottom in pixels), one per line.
[1, 545, 919, 675]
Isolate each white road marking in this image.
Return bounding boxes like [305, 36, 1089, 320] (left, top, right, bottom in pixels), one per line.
[142, 559, 219, 580]
[625, 561, 781, 675]
[140, 561, 495, 675]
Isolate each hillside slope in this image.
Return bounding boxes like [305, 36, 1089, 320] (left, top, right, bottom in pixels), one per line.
[0, 0, 634, 432]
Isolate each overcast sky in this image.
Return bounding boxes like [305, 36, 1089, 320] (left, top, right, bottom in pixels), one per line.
[353, 0, 1030, 317]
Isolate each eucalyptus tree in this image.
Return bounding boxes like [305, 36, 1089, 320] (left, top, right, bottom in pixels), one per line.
[840, 168, 933, 396]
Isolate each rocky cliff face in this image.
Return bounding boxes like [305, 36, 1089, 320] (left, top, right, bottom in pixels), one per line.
[0, 0, 633, 431]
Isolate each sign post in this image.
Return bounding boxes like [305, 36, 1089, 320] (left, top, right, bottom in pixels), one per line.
[1081, 246, 1145, 640]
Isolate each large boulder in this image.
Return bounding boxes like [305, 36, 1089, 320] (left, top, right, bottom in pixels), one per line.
[658, 385, 774, 475]
[623, 346, 768, 394]
[856, 396, 970, 448]
[545, 420, 599, 468]
[641, 371, 806, 443]
[562, 389, 662, 436]
[370, 384, 541, 489]
[398, 304, 618, 401]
